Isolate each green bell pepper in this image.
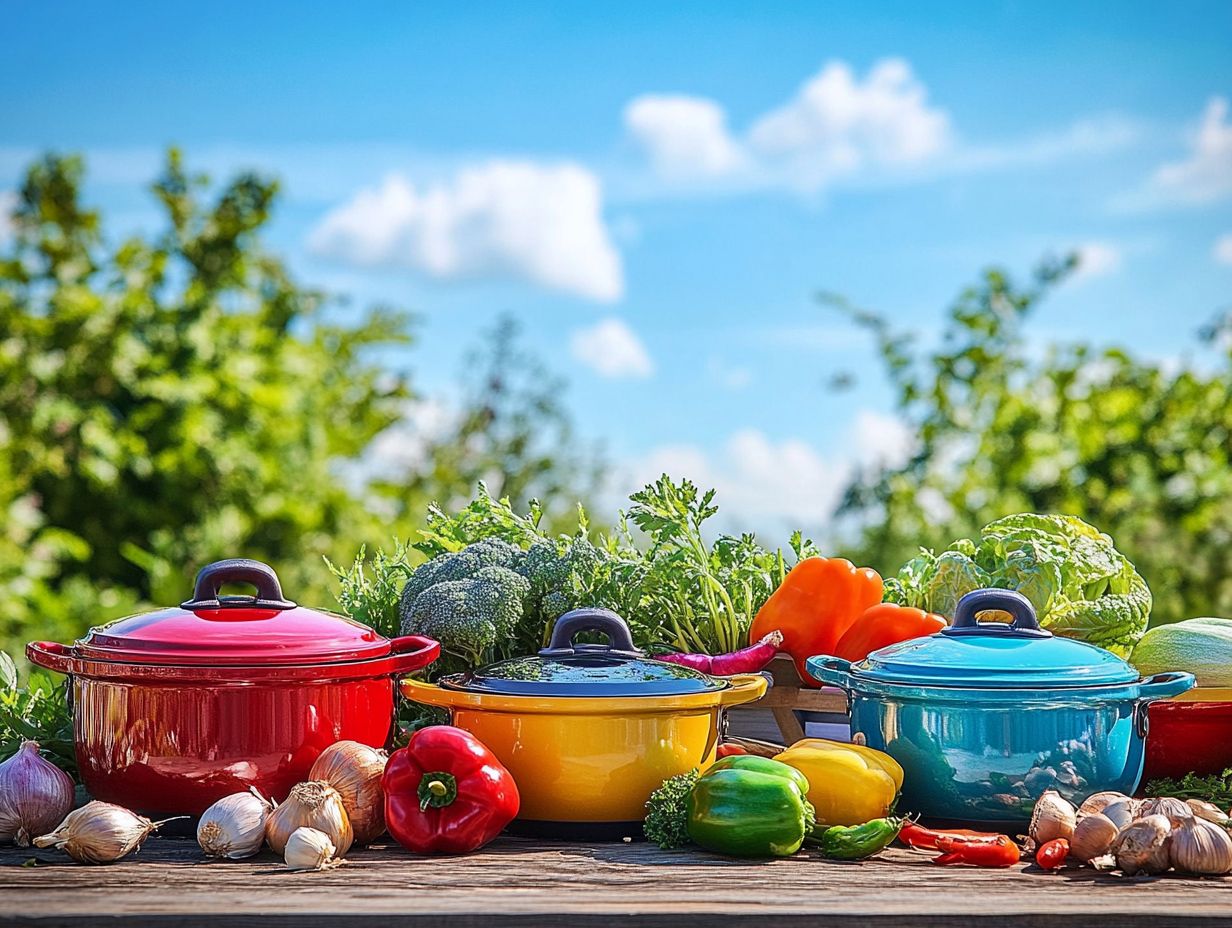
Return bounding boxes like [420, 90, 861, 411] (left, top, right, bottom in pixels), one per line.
[686, 755, 816, 858]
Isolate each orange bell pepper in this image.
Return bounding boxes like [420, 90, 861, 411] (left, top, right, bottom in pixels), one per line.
[750, 557, 882, 685]
[833, 603, 948, 663]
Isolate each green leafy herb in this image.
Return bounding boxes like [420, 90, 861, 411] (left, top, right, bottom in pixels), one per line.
[644, 769, 700, 849]
[327, 541, 417, 639]
[1145, 769, 1232, 808]
[0, 652, 75, 775]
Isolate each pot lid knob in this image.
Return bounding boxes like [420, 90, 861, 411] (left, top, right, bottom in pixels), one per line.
[181, 558, 297, 612]
[538, 607, 643, 659]
[942, 588, 1052, 639]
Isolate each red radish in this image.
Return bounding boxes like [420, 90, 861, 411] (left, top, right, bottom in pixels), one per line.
[657, 630, 783, 675]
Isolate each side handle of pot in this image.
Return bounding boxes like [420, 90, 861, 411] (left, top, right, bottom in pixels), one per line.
[1138, 670, 1195, 702]
[388, 635, 442, 674]
[717, 673, 769, 708]
[805, 655, 853, 689]
[399, 676, 458, 709]
[26, 641, 75, 675]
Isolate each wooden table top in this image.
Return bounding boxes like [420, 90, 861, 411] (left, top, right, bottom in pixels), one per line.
[6, 836, 1232, 927]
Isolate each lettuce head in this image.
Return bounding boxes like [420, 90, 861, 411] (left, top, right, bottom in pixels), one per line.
[884, 513, 1151, 656]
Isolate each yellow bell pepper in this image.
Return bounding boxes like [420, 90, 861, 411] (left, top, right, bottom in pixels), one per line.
[774, 739, 901, 828]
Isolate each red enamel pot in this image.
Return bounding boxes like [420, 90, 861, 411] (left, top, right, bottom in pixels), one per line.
[1142, 689, 1232, 782]
[27, 558, 439, 816]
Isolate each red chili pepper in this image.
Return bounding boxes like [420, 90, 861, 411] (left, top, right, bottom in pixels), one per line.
[899, 821, 1005, 850]
[1036, 838, 1070, 870]
[383, 725, 520, 855]
[716, 743, 749, 758]
[932, 833, 1021, 868]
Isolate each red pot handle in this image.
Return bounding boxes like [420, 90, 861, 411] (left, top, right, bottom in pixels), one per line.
[388, 635, 441, 674]
[26, 641, 76, 675]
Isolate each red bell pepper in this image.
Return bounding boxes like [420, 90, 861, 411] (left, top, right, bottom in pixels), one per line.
[834, 603, 948, 662]
[383, 725, 520, 855]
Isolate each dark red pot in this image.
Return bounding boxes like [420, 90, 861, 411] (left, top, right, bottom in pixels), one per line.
[1143, 697, 1232, 782]
[27, 558, 439, 816]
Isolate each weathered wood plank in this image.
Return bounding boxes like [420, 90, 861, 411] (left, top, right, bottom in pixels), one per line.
[5, 837, 1231, 928]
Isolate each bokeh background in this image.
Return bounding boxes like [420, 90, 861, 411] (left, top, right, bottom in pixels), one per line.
[2, 1, 1230, 659]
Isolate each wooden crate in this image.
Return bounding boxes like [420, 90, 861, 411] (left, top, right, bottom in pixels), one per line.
[729, 654, 848, 745]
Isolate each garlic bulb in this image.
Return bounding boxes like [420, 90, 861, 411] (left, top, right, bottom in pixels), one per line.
[1170, 817, 1232, 876]
[33, 801, 179, 864]
[1077, 791, 1131, 820]
[308, 741, 387, 845]
[1186, 799, 1230, 826]
[1112, 814, 1173, 876]
[0, 741, 74, 846]
[283, 826, 342, 871]
[265, 781, 352, 856]
[197, 788, 273, 859]
[1140, 796, 1194, 827]
[1029, 790, 1077, 845]
[1070, 812, 1120, 863]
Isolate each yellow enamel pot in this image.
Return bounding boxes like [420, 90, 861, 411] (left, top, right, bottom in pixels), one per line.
[400, 608, 767, 837]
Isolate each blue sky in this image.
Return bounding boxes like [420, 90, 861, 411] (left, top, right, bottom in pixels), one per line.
[3, 1, 1230, 535]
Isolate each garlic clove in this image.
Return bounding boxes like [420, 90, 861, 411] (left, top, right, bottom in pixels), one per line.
[1140, 796, 1194, 827]
[197, 788, 273, 860]
[1170, 817, 1232, 876]
[1077, 791, 1132, 820]
[1112, 814, 1173, 876]
[265, 781, 352, 857]
[283, 826, 341, 871]
[1070, 812, 1120, 863]
[1099, 799, 1139, 832]
[1186, 799, 1230, 827]
[308, 741, 387, 846]
[33, 801, 183, 865]
[0, 741, 75, 847]
[1029, 790, 1077, 846]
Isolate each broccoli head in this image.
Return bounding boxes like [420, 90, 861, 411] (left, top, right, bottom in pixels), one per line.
[522, 536, 609, 622]
[398, 538, 525, 617]
[400, 565, 531, 667]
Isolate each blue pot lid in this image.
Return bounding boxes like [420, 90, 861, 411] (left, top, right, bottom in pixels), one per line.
[441, 606, 726, 697]
[855, 589, 1140, 690]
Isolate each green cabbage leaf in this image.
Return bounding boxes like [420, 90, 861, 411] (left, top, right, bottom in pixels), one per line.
[886, 513, 1151, 656]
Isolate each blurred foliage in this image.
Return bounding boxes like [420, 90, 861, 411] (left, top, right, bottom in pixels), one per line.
[834, 258, 1232, 627]
[0, 151, 600, 665]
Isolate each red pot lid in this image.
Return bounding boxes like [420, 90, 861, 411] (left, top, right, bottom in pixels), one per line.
[75, 559, 389, 667]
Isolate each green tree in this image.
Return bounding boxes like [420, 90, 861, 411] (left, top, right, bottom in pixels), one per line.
[834, 259, 1232, 627]
[371, 315, 604, 532]
[0, 151, 603, 661]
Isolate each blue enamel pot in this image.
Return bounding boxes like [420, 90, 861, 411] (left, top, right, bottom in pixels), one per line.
[808, 589, 1194, 827]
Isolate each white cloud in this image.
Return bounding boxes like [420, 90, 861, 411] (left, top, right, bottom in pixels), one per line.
[624, 58, 949, 193]
[1147, 96, 1232, 206]
[635, 430, 845, 527]
[1214, 232, 1232, 266]
[569, 318, 654, 379]
[1072, 242, 1123, 281]
[617, 411, 915, 534]
[624, 96, 747, 179]
[308, 160, 623, 302]
[749, 59, 950, 189]
[850, 409, 914, 470]
[954, 115, 1142, 172]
